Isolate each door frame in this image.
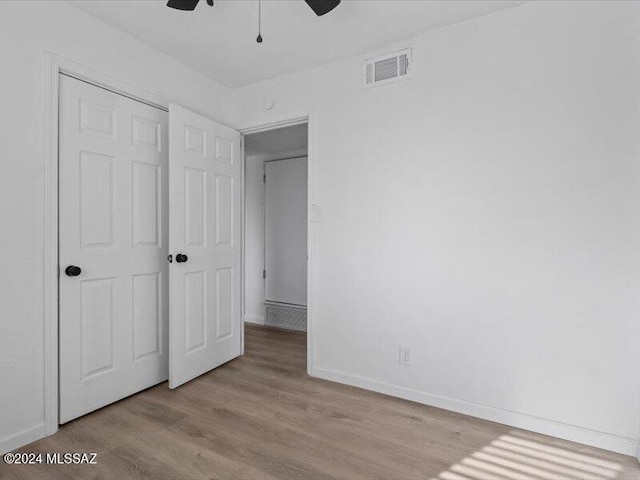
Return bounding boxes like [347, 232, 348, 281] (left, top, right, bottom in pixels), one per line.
[44, 52, 170, 438]
[240, 115, 317, 376]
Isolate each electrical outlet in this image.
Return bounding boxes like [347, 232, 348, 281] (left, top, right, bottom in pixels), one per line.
[399, 347, 412, 366]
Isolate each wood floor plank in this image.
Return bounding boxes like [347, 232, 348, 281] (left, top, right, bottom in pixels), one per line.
[1, 324, 639, 480]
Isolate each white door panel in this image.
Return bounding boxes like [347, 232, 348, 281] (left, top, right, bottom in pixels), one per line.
[265, 157, 308, 306]
[59, 75, 169, 423]
[168, 104, 242, 389]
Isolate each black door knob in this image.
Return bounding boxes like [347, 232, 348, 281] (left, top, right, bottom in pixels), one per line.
[176, 254, 188, 263]
[65, 265, 82, 277]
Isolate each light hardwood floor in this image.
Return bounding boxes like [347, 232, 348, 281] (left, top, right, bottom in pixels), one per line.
[2, 324, 639, 480]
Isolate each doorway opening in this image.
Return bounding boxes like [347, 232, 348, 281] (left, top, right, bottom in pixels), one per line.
[243, 122, 309, 368]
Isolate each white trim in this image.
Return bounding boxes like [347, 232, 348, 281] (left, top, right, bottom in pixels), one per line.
[0, 423, 46, 455]
[59, 72, 167, 112]
[43, 52, 170, 449]
[52, 54, 167, 110]
[240, 132, 246, 356]
[240, 114, 315, 375]
[306, 113, 318, 376]
[240, 116, 309, 135]
[312, 367, 638, 457]
[43, 53, 60, 442]
[244, 315, 265, 326]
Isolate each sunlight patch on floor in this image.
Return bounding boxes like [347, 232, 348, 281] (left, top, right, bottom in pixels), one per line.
[433, 432, 623, 480]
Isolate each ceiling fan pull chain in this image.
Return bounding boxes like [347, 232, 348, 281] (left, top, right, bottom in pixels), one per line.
[256, 0, 263, 43]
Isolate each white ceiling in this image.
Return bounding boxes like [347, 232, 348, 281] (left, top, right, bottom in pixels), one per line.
[70, 0, 525, 88]
[245, 123, 308, 156]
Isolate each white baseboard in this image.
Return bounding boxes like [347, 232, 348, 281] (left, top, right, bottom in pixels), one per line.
[311, 367, 638, 457]
[244, 314, 265, 326]
[0, 422, 47, 455]
[2, 372, 636, 458]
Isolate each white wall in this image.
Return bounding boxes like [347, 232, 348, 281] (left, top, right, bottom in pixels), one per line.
[0, 1, 239, 453]
[237, 1, 640, 455]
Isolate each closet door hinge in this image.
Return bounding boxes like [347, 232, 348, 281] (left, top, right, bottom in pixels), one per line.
[263, 174, 266, 183]
[263, 270, 266, 279]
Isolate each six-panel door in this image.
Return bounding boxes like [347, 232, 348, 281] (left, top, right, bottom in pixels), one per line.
[168, 104, 242, 389]
[58, 75, 169, 423]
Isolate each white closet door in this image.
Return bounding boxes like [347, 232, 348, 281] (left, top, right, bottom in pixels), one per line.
[59, 75, 169, 423]
[265, 157, 308, 306]
[168, 104, 242, 389]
